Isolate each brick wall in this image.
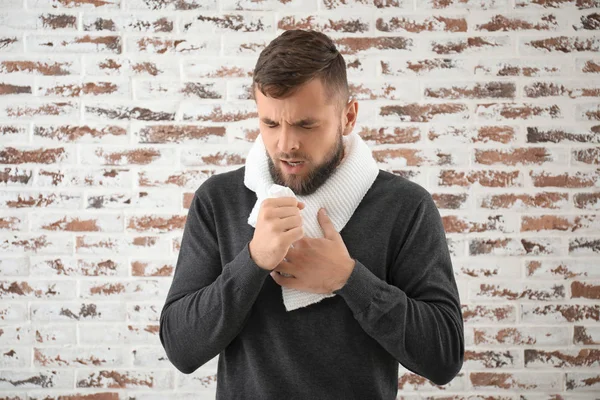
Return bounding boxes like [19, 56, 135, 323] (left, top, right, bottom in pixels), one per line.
[1, 0, 599, 398]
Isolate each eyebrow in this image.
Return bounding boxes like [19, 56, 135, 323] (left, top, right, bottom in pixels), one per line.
[260, 117, 319, 126]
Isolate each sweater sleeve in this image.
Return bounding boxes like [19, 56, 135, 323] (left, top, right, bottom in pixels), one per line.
[159, 186, 271, 374]
[332, 192, 464, 386]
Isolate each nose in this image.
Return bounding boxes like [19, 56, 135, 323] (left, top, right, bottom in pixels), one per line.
[277, 124, 300, 155]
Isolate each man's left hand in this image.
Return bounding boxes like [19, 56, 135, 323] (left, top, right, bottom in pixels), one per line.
[271, 208, 355, 294]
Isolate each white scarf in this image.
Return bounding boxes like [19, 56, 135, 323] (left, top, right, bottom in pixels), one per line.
[244, 131, 379, 312]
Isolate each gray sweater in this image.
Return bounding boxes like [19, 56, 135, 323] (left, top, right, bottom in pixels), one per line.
[159, 166, 464, 399]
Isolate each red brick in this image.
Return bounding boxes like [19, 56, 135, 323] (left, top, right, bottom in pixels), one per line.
[380, 103, 469, 122]
[37, 167, 133, 187]
[83, 16, 174, 32]
[476, 103, 562, 119]
[75, 369, 172, 389]
[430, 36, 511, 54]
[0, 370, 71, 389]
[522, 214, 600, 233]
[438, 169, 522, 187]
[526, 259, 600, 279]
[0, 216, 26, 231]
[0, 280, 75, 299]
[574, 192, 600, 209]
[0, 147, 72, 164]
[382, 58, 470, 77]
[527, 125, 600, 142]
[85, 104, 175, 121]
[525, 349, 600, 368]
[432, 193, 468, 209]
[469, 237, 561, 255]
[29, 393, 118, 400]
[181, 103, 257, 122]
[516, 0, 600, 8]
[571, 281, 600, 299]
[470, 372, 561, 390]
[126, 215, 186, 233]
[138, 169, 214, 189]
[397, 370, 464, 389]
[569, 237, 600, 255]
[349, 82, 417, 100]
[75, 235, 165, 254]
[34, 347, 122, 367]
[475, 13, 559, 31]
[474, 59, 567, 76]
[181, 148, 246, 167]
[131, 260, 174, 277]
[579, 58, 600, 73]
[31, 213, 122, 232]
[524, 35, 600, 52]
[464, 349, 519, 368]
[530, 169, 599, 188]
[522, 304, 600, 323]
[0, 234, 72, 254]
[474, 326, 569, 345]
[358, 126, 421, 144]
[28, 35, 121, 53]
[376, 15, 467, 32]
[425, 82, 515, 99]
[566, 372, 600, 391]
[580, 147, 600, 169]
[524, 81, 600, 98]
[576, 103, 600, 120]
[31, 302, 125, 322]
[127, 36, 219, 55]
[37, 79, 129, 97]
[1, 124, 28, 143]
[128, 0, 215, 10]
[472, 282, 565, 301]
[80, 147, 175, 166]
[442, 215, 510, 233]
[323, 0, 410, 9]
[457, 259, 521, 279]
[0, 57, 80, 75]
[34, 124, 127, 142]
[80, 279, 169, 299]
[182, 192, 194, 209]
[279, 15, 369, 33]
[86, 56, 179, 77]
[475, 147, 561, 166]
[480, 192, 568, 210]
[574, 326, 600, 344]
[2, 101, 78, 118]
[462, 304, 516, 323]
[334, 37, 413, 55]
[420, 0, 507, 8]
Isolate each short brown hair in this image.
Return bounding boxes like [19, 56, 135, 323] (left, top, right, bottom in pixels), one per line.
[251, 29, 350, 111]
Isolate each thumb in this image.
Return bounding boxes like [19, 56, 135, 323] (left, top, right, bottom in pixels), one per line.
[318, 208, 338, 239]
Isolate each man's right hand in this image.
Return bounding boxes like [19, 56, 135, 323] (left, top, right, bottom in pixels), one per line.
[249, 197, 305, 271]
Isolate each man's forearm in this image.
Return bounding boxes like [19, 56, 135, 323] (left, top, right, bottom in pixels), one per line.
[333, 260, 464, 386]
[159, 242, 271, 374]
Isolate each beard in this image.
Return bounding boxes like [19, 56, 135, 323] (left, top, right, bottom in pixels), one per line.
[266, 125, 345, 196]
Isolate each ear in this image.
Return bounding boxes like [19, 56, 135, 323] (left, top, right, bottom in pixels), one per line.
[343, 98, 358, 135]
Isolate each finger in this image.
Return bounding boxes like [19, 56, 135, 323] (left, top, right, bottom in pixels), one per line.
[273, 259, 294, 276]
[270, 270, 296, 285]
[265, 206, 299, 218]
[265, 197, 299, 208]
[274, 215, 303, 232]
[317, 208, 338, 240]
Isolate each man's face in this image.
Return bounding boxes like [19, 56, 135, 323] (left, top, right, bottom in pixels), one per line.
[254, 78, 355, 196]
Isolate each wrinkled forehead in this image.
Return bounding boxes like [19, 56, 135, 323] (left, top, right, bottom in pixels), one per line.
[254, 80, 336, 122]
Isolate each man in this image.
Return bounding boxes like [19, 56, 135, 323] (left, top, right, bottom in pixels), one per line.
[159, 29, 464, 399]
